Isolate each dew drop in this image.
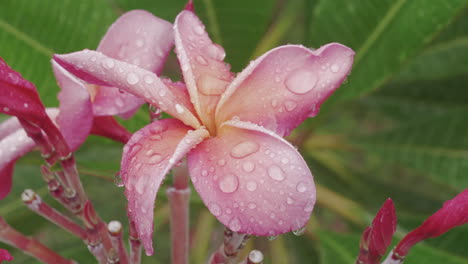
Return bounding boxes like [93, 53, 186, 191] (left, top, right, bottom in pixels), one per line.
[175, 104, 185, 114]
[127, 72, 139, 85]
[128, 144, 142, 156]
[135, 177, 146, 194]
[197, 74, 229, 96]
[114, 173, 124, 187]
[285, 69, 317, 94]
[217, 159, 226, 166]
[3, 107, 10, 112]
[268, 165, 286, 181]
[193, 25, 204, 35]
[248, 202, 257, 209]
[147, 153, 163, 164]
[144, 75, 154, 84]
[230, 141, 259, 159]
[287, 196, 294, 204]
[284, 100, 297, 112]
[246, 180, 257, 192]
[219, 174, 239, 193]
[201, 170, 208, 177]
[271, 99, 278, 107]
[229, 217, 241, 232]
[296, 181, 307, 193]
[267, 235, 278, 241]
[136, 38, 145, 48]
[203, 44, 225, 61]
[104, 58, 115, 69]
[330, 64, 340, 73]
[209, 203, 222, 216]
[293, 226, 306, 236]
[242, 161, 255, 172]
[281, 158, 289, 164]
[304, 200, 314, 212]
[116, 98, 124, 107]
[24, 103, 28, 108]
[195, 55, 208, 66]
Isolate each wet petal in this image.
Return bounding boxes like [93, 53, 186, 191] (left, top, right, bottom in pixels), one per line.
[53, 51, 200, 129]
[174, 10, 234, 133]
[0, 129, 35, 199]
[0, 58, 48, 126]
[187, 119, 315, 236]
[0, 248, 13, 262]
[0, 117, 22, 140]
[90, 116, 131, 144]
[122, 119, 208, 255]
[91, 10, 174, 117]
[52, 61, 93, 150]
[216, 44, 354, 137]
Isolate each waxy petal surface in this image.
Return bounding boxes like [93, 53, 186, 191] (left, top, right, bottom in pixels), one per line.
[395, 189, 468, 257]
[0, 129, 35, 199]
[52, 61, 93, 150]
[53, 51, 200, 129]
[122, 119, 208, 255]
[91, 10, 174, 117]
[90, 116, 131, 144]
[0, 117, 22, 140]
[174, 10, 234, 133]
[187, 119, 315, 236]
[216, 44, 354, 137]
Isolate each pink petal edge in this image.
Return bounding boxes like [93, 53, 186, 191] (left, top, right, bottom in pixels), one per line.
[187, 119, 315, 236]
[216, 43, 354, 137]
[122, 119, 209, 255]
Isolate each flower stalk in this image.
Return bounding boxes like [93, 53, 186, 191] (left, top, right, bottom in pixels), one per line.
[128, 220, 142, 264]
[0, 217, 76, 264]
[107, 220, 129, 264]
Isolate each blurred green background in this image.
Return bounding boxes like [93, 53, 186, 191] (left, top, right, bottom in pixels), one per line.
[1, 0, 468, 263]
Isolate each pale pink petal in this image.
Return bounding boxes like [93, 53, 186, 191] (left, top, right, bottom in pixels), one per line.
[52, 61, 93, 150]
[0, 117, 22, 140]
[90, 10, 173, 118]
[216, 43, 354, 137]
[162, 79, 196, 116]
[0, 129, 35, 199]
[122, 119, 209, 255]
[174, 10, 234, 133]
[53, 51, 201, 129]
[187, 119, 315, 236]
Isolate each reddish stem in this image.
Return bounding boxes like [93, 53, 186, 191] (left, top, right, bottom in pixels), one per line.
[108, 221, 129, 264]
[167, 187, 190, 264]
[21, 189, 87, 240]
[0, 217, 75, 264]
[129, 220, 142, 264]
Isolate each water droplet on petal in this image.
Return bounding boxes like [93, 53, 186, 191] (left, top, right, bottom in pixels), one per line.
[114, 173, 124, 187]
[217, 159, 226, 166]
[287, 196, 294, 204]
[136, 38, 145, 48]
[175, 104, 185, 114]
[296, 181, 307, 193]
[285, 69, 317, 94]
[144, 75, 154, 84]
[304, 200, 314, 212]
[219, 174, 239, 193]
[293, 226, 306, 236]
[128, 144, 142, 156]
[201, 170, 208, 177]
[209, 203, 222, 216]
[246, 180, 257, 192]
[229, 217, 241, 232]
[284, 100, 297, 112]
[248, 202, 257, 209]
[267, 235, 278, 241]
[147, 153, 163, 164]
[104, 58, 115, 69]
[330, 64, 340, 73]
[242, 161, 255, 172]
[230, 141, 259, 159]
[135, 176, 146, 194]
[193, 25, 204, 35]
[203, 44, 225, 61]
[197, 74, 229, 96]
[268, 165, 286, 181]
[196, 55, 208, 66]
[127, 72, 139, 85]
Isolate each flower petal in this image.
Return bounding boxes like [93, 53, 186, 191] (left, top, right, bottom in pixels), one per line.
[0, 248, 13, 262]
[90, 116, 131, 144]
[91, 10, 174, 117]
[52, 61, 93, 150]
[174, 10, 234, 133]
[53, 51, 201, 129]
[0, 129, 35, 199]
[394, 189, 468, 258]
[0, 58, 48, 126]
[122, 119, 209, 255]
[187, 119, 315, 235]
[0, 117, 22, 140]
[216, 43, 354, 137]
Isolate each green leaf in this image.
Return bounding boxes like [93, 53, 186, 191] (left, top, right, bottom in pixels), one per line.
[309, 0, 468, 100]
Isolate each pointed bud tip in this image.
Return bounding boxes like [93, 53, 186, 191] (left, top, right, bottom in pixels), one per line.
[184, 0, 194, 11]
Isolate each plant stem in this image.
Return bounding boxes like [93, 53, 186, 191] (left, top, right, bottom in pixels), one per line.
[168, 162, 191, 264]
[108, 220, 129, 264]
[21, 189, 87, 240]
[129, 220, 142, 264]
[0, 217, 76, 264]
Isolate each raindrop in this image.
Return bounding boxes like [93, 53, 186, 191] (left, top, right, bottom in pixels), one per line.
[287, 196, 294, 204]
[304, 200, 314, 212]
[201, 170, 208, 177]
[267, 235, 278, 241]
[203, 44, 225, 61]
[24, 103, 28, 108]
[3, 107, 10, 112]
[181, 63, 190, 72]
[217, 159, 226, 166]
[193, 25, 204, 35]
[128, 144, 142, 156]
[144, 75, 155, 84]
[209, 203, 222, 216]
[104, 58, 115, 69]
[114, 173, 124, 187]
[175, 104, 185, 114]
[136, 38, 145, 48]
[219, 174, 239, 193]
[285, 69, 317, 94]
[296, 181, 307, 193]
[293, 226, 306, 236]
[116, 98, 124, 107]
[147, 153, 163, 164]
[229, 217, 241, 232]
[274, 75, 281, 83]
[268, 165, 286, 181]
[196, 55, 208, 66]
[248, 202, 257, 209]
[230, 141, 259, 159]
[281, 158, 289, 164]
[246, 180, 257, 192]
[271, 99, 278, 107]
[284, 100, 297, 112]
[330, 64, 340, 73]
[135, 177, 146, 194]
[127, 72, 139, 85]
[197, 74, 229, 96]
[242, 161, 255, 172]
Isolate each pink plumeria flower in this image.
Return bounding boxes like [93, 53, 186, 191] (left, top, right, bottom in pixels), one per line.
[0, 249, 13, 263]
[54, 7, 354, 255]
[357, 198, 397, 264]
[0, 10, 173, 199]
[383, 189, 468, 263]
